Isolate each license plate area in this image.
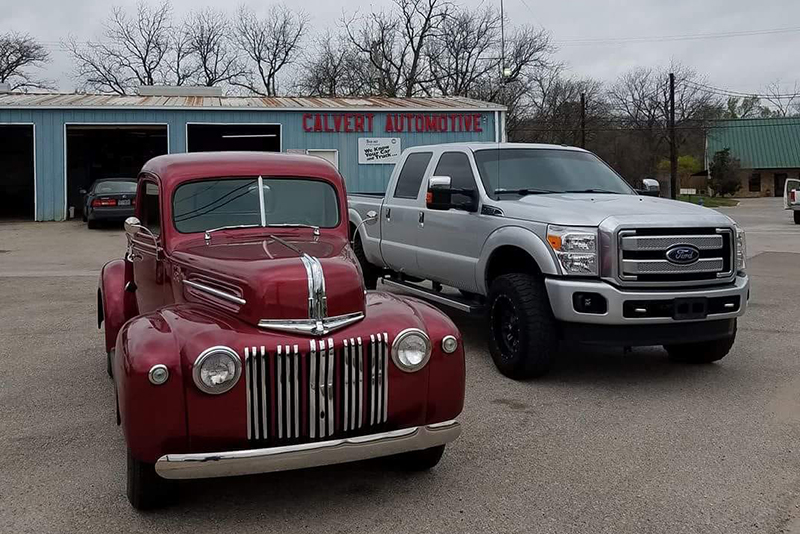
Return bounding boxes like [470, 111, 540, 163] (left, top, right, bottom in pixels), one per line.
[672, 297, 708, 320]
[118, 199, 131, 206]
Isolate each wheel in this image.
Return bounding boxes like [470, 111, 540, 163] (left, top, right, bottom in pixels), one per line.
[127, 449, 174, 510]
[794, 211, 800, 224]
[664, 323, 737, 364]
[393, 445, 445, 471]
[353, 234, 379, 290]
[87, 219, 98, 229]
[487, 273, 559, 379]
[106, 349, 114, 378]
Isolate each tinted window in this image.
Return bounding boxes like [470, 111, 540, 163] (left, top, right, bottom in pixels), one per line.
[394, 152, 432, 199]
[93, 180, 137, 194]
[434, 152, 476, 206]
[141, 182, 161, 236]
[474, 149, 633, 198]
[173, 177, 339, 234]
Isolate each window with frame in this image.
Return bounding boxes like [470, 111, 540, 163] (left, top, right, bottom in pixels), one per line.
[140, 181, 161, 236]
[434, 152, 477, 208]
[393, 152, 433, 199]
[748, 173, 761, 193]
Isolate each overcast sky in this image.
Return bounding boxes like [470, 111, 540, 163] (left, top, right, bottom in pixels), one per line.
[3, 0, 800, 95]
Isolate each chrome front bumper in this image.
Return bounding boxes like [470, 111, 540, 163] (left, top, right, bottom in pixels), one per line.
[155, 420, 461, 480]
[545, 274, 749, 325]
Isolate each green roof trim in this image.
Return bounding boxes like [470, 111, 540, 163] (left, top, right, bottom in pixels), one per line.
[707, 118, 800, 170]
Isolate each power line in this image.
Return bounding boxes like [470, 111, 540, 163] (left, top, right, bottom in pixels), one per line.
[684, 80, 800, 100]
[555, 26, 800, 46]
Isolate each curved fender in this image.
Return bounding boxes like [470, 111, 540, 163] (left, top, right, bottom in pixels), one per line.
[348, 206, 384, 267]
[98, 259, 138, 353]
[115, 312, 187, 464]
[476, 225, 559, 294]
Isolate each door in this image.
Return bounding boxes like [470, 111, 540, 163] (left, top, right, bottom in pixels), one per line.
[130, 180, 167, 313]
[785, 178, 800, 209]
[379, 151, 433, 274]
[416, 151, 489, 292]
[774, 173, 788, 197]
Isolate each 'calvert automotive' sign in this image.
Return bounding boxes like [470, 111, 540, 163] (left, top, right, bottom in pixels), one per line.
[302, 113, 485, 134]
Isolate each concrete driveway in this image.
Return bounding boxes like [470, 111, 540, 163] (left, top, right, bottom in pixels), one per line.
[1, 197, 798, 533]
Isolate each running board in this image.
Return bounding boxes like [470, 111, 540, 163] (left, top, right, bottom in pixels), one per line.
[380, 278, 484, 314]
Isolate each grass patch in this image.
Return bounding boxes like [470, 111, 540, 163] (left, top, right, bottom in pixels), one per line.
[678, 195, 739, 208]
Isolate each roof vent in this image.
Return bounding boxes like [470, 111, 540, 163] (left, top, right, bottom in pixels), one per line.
[137, 85, 223, 97]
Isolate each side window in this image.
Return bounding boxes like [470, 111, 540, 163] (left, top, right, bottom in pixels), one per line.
[434, 152, 477, 207]
[393, 152, 433, 199]
[140, 181, 161, 236]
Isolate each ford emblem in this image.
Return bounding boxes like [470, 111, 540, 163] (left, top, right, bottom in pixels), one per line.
[665, 245, 700, 265]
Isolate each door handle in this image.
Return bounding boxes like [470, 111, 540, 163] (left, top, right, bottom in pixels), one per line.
[418, 211, 425, 227]
[385, 208, 391, 221]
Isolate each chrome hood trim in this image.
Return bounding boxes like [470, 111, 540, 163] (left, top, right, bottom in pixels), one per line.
[258, 311, 365, 336]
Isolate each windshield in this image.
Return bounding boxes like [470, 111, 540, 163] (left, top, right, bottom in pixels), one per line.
[93, 180, 137, 194]
[172, 177, 340, 234]
[474, 149, 634, 199]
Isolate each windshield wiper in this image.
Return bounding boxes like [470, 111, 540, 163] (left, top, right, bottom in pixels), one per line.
[267, 223, 320, 236]
[204, 224, 262, 242]
[564, 188, 621, 194]
[494, 188, 558, 196]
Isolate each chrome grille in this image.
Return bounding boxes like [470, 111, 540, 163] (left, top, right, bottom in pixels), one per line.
[244, 332, 389, 444]
[617, 228, 733, 284]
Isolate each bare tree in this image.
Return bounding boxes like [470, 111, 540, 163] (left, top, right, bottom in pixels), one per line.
[0, 32, 51, 91]
[234, 5, 308, 96]
[65, 1, 173, 94]
[762, 80, 800, 117]
[344, 0, 450, 97]
[296, 32, 369, 96]
[184, 8, 246, 87]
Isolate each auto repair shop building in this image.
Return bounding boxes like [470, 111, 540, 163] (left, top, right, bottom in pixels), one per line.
[0, 87, 506, 222]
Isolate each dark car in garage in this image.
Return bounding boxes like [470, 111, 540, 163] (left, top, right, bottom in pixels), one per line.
[82, 178, 138, 228]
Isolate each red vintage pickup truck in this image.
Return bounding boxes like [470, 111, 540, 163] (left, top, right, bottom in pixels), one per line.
[98, 152, 465, 509]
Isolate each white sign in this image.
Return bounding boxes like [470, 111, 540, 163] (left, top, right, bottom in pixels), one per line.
[358, 138, 401, 164]
[680, 188, 697, 195]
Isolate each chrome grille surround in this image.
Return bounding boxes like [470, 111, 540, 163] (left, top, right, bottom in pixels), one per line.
[244, 333, 389, 444]
[614, 227, 735, 287]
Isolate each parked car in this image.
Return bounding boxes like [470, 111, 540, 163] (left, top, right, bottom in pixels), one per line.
[81, 177, 137, 228]
[349, 143, 749, 379]
[784, 177, 800, 224]
[97, 152, 464, 510]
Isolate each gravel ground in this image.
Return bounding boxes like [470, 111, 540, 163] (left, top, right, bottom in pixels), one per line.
[0, 197, 798, 534]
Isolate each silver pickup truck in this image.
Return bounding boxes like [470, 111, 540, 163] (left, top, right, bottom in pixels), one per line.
[785, 177, 800, 224]
[349, 143, 749, 379]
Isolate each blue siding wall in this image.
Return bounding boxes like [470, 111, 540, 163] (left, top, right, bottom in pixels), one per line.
[0, 108, 497, 221]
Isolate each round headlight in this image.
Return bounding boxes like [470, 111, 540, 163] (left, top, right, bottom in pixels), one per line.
[391, 328, 431, 372]
[442, 335, 458, 354]
[193, 346, 242, 395]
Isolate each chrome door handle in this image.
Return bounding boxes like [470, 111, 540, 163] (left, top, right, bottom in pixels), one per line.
[418, 211, 424, 227]
[385, 208, 391, 221]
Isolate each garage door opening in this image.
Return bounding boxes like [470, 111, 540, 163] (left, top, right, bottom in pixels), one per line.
[66, 125, 168, 218]
[187, 124, 281, 152]
[0, 125, 35, 220]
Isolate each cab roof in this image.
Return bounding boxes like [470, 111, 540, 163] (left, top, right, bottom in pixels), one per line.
[140, 151, 343, 191]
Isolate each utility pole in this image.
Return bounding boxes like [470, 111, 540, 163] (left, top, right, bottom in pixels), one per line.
[500, 0, 505, 83]
[580, 92, 586, 148]
[669, 72, 677, 199]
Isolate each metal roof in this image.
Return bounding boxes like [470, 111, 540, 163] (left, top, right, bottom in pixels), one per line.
[0, 92, 505, 112]
[707, 118, 800, 169]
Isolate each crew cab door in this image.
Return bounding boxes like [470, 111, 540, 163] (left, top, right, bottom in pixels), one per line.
[379, 151, 433, 273]
[130, 179, 167, 313]
[784, 178, 800, 209]
[416, 151, 488, 292]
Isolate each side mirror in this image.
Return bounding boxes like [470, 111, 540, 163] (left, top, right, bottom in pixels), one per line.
[426, 176, 453, 210]
[640, 178, 660, 197]
[124, 216, 142, 236]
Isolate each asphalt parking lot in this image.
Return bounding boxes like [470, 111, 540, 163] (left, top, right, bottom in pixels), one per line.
[1, 197, 799, 534]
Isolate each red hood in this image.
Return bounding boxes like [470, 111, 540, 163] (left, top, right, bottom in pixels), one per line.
[171, 234, 366, 329]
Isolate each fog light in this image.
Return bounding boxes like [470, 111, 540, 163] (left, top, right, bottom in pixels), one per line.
[442, 335, 458, 354]
[148, 364, 169, 385]
[573, 292, 607, 314]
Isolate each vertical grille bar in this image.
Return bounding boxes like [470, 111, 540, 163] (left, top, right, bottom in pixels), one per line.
[376, 336, 384, 424]
[349, 337, 357, 430]
[357, 337, 364, 429]
[317, 340, 327, 438]
[293, 344, 300, 439]
[283, 344, 291, 439]
[245, 347, 252, 440]
[277, 345, 283, 439]
[343, 339, 350, 432]
[369, 334, 376, 425]
[382, 333, 389, 423]
[326, 338, 335, 436]
[260, 346, 268, 440]
[309, 340, 317, 439]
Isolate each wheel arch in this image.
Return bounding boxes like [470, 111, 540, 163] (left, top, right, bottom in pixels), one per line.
[99, 259, 138, 354]
[477, 226, 559, 294]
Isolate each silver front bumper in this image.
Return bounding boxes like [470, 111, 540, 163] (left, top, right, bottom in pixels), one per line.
[155, 421, 461, 480]
[545, 274, 749, 325]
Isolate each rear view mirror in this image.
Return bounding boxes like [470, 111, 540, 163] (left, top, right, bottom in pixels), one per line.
[640, 178, 660, 197]
[426, 176, 452, 210]
[124, 216, 141, 236]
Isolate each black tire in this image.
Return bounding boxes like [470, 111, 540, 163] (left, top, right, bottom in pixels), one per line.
[353, 234, 379, 290]
[87, 219, 98, 229]
[487, 273, 559, 379]
[664, 323, 737, 364]
[393, 445, 445, 471]
[106, 350, 114, 378]
[794, 210, 800, 224]
[127, 449, 174, 510]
